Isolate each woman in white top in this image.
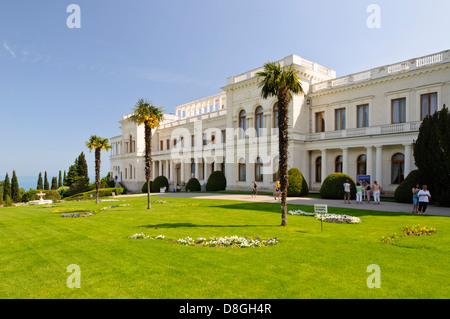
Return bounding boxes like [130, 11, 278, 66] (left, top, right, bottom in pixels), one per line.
[418, 185, 431, 214]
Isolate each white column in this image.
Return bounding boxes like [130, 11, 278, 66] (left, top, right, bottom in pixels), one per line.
[366, 146, 373, 178]
[203, 159, 207, 181]
[342, 148, 349, 175]
[170, 160, 175, 184]
[195, 159, 200, 180]
[404, 144, 412, 178]
[159, 161, 162, 178]
[180, 160, 185, 183]
[376, 146, 383, 183]
[165, 160, 169, 178]
[152, 161, 156, 181]
[321, 149, 327, 183]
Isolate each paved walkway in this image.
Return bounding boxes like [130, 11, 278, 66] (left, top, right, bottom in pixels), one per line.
[114, 192, 450, 217]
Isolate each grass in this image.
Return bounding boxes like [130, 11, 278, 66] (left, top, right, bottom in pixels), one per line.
[0, 196, 449, 299]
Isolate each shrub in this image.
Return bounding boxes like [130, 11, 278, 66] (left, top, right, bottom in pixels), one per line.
[141, 181, 153, 193]
[206, 171, 227, 191]
[394, 170, 421, 204]
[185, 178, 201, 192]
[320, 173, 356, 200]
[287, 168, 309, 197]
[65, 188, 124, 200]
[151, 176, 169, 193]
[21, 190, 62, 203]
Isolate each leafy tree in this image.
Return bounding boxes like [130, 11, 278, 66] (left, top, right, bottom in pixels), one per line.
[413, 107, 450, 206]
[44, 171, 49, 190]
[77, 152, 89, 182]
[130, 99, 164, 209]
[86, 135, 112, 204]
[11, 170, 20, 203]
[3, 173, 11, 202]
[37, 172, 43, 190]
[257, 62, 304, 226]
[66, 160, 79, 186]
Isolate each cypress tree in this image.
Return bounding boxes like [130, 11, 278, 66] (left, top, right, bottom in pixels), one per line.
[37, 172, 43, 190]
[11, 170, 20, 203]
[44, 171, 50, 190]
[66, 160, 79, 186]
[77, 152, 89, 182]
[63, 170, 67, 186]
[3, 173, 11, 202]
[58, 170, 63, 188]
[51, 177, 58, 190]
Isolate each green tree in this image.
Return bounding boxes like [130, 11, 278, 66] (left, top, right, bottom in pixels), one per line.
[66, 160, 79, 186]
[37, 172, 43, 190]
[58, 170, 63, 188]
[413, 106, 450, 206]
[257, 62, 304, 226]
[63, 170, 67, 186]
[11, 170, 20, 203]
[130, 99, 164, 209]
[44, 171, 50, 190]
[51, 177, 58, 190]
[86, 135, 112, 204]
[3, 173, 11, 202]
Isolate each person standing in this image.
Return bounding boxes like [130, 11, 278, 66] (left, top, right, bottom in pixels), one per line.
[365, 182, 372, 204]
[412, 184, 420, 214]
[275, 179, 281, 201]
[372, 181, 381, 204]
[252, 181, 257, 198]
[418, 185, 431, 214]
[356, 182, 363, 204]
[343, 180, 351, 204]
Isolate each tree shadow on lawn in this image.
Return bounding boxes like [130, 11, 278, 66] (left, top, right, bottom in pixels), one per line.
[138, 223, 278, 229]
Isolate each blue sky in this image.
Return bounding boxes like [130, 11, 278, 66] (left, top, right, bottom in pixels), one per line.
[1, 0, 449, 188]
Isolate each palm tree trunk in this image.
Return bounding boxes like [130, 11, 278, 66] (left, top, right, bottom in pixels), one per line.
[277, 88, 291, 226]
[95, 148, 101, 204]
[145, 124, 152, 209]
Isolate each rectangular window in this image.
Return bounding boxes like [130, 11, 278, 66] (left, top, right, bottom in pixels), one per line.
[391, 98, 406, 124]
[173, 138, 177, 147]
[211, 134, 215, 144]
[239, 163, 246, 181]
[203, 133, 207, 146]
[357, 104, 369, 128]
[335, 108, 346, 130]
[160, 140, 163, 151]
[315, 112, 325, 132]
[221, 130, 226, 143]
[191, 135, 195, 147]
[166, 139, 170, 150]
[421, 92, 438, 120]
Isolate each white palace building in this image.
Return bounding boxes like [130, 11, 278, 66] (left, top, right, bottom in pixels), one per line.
[110, 49, 450, 194]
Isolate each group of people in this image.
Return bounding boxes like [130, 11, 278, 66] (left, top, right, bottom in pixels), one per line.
[252, 179, 281, 201]
[344, 180, 382, 205]
[412, 184, 431, 214]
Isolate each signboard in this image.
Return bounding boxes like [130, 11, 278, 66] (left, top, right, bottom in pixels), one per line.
[314, 204, 328, 214]
[358, 175, 371, 186]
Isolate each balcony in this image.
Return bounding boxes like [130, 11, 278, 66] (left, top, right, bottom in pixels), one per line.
[312, 50, 450, 93]
[307, 121, 422, 141]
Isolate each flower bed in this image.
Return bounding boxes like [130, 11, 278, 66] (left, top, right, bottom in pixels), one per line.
[288, 209, 361, 224]
[382, 225, 437, 245]
[58, 204, 130, 218]
[128, 234, 279, 248]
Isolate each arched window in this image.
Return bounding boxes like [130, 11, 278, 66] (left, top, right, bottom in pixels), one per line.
[238, 159, 246, 181]
[273, 103, 279, 130]
[315, 157, 322, 183]
[391, 153, 405, 184]
[273, 156, 279, 182]
[239, 110, 246, 139]
[255, 157, 263, 182]
[335, 155, 343, 173]
[357, 155, 367, 176]
[255, 106, 264, 137]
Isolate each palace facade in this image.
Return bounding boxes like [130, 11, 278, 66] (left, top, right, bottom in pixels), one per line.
[110, 49, 450, 194]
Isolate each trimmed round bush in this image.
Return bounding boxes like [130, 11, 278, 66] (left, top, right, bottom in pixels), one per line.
[206, 171, 227, 191]
[185, 178, 201, 192]
[287, 168, 309, 197]
[150, 176, 169, 193]
[320, 173, 356, 200]
[141, 181, 153, 193]
[394, 170, 421, 204]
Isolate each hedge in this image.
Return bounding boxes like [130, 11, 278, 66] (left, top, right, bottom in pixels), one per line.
[320, 173, 356, 200]
[21, 189, 62, 203]
[394, 170, 420, 204]
[206, 171, 227, 191]
[287, 168, 309, 197]
[65, 188, 124, 200]
[186, 178, 201, 192]
[150, 176, 169, 193]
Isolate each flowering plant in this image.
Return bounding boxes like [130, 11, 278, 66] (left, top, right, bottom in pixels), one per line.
[382, 225, 437, 245]
[288, 209, 361, 224]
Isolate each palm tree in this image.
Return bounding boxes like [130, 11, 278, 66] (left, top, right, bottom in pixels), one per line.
[86, 135, 112, 204]
[130, 99, 164, 209]
[257, 62, 304, 226]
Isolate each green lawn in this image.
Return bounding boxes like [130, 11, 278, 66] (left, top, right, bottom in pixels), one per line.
[0, 196, 449, 299]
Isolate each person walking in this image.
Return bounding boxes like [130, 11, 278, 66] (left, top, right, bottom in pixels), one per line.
[372, 181, 381, 204]
[275, 179, 281, 201]
[418, 185, 431, 214]
[343, 180, 351, 204]
[356, 182, 363, 204]
[365, 181, 372, 204]
[252, 181, 257, 198]
[412, 183, 420, 214]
